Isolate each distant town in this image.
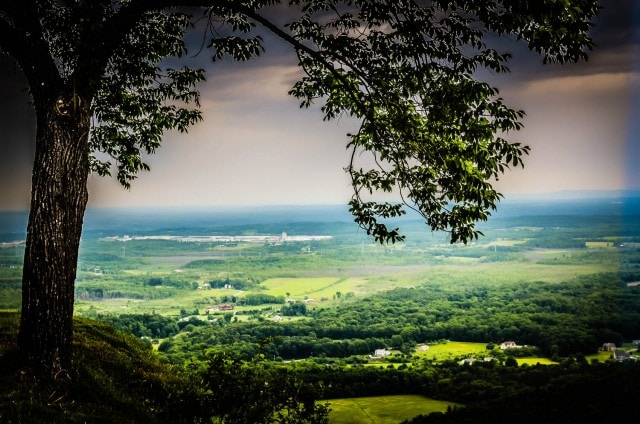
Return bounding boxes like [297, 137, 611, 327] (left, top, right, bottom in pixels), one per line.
[100, 232, 332, 244]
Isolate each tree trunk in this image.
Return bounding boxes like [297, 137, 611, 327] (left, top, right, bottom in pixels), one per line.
[18, 93, 91, 374]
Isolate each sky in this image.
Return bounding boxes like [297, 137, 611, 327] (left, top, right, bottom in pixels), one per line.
[0, 0, 638, 211]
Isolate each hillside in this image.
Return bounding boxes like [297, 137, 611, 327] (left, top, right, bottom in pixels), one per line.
[0, 312, 201, 423]
[0, 312, 329, 423]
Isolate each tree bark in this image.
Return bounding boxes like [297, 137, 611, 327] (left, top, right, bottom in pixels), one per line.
[18, 93, 91, 374]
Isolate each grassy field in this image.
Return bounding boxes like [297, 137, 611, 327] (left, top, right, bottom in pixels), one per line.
[585, 350, 615, 362]
[260, 277, 366, 300]
[413, 342, 558, 366]
[516, 357, 557, 366]
[325, 395, 460, 424]
[414, 341, 490, 361]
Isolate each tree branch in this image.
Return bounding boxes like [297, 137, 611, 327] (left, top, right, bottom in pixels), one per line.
[72, 0, 244, 96]
[0, 1, 63, 100]
[243, 7, 378, 123]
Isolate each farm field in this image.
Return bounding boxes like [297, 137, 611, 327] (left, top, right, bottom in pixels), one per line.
[585, 350, 616, 362]
[325, 395, 460, 424]
[416, 342, 558, 365]
[70, 256, 620, 318]
[414, 341, 491, 361]
[363, 342, 557, 367]
[260, 277, 367, 300]
[515, 357, 557, 366]
[414, 341, 557, 365]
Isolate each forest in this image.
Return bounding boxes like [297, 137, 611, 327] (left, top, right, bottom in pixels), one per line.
[1, 197, 640, 422]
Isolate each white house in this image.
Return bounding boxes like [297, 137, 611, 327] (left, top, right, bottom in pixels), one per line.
[373, 349, 391, 358]
[500, 341, 518, 350]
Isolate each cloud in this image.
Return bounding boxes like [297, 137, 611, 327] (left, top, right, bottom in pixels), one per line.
[201, 63, 302, 107]
[492, 71, 631, 195]
[518, 72, 634, 97]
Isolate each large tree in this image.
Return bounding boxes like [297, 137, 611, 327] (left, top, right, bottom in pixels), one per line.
[0, 0, 598, 373]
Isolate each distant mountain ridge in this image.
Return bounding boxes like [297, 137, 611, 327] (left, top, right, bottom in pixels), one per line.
[1, 192, 638, 242]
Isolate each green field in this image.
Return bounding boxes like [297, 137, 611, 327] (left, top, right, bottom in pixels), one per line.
[326, 395, 460, 424]
[413, 342, 557, 366]
[585, 350, 615, 362]
[414, 341, 490, 361]
[515, 357, 557, 366]
[261, 277, 365, 300]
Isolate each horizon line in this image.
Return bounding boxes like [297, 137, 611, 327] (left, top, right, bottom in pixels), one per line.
[1, 189, 639, 213]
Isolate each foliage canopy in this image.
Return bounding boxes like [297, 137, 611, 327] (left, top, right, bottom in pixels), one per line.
[1, 0, 599, 243]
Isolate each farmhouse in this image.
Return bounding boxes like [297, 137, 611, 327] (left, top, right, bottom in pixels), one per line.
[218, 303, 234, 311]
[602, 343, 617, 351]
[500, 341, 518, 350]
[371, 348, 391, 358]
[613, 349, 631, 361]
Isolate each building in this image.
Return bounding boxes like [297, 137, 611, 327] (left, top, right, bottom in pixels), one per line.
[613, 349, 631, 361]
[372, 349, 391, 358]
[500, 341, 518, 350]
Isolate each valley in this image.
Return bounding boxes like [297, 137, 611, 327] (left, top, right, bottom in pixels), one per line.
[1, 197, 639, 422]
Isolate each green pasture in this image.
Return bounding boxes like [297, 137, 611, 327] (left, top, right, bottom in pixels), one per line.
[75, 297, 185, 316]
[361, 358, 407, 369]
[516, 357, 557, 366]
[421, 261, 617, 285]
[260, 277, 368, 301]
[74, 284, 255, 317]
[413, 342, 557, 365]
[585, 350, 615, 363]
[486, 239, 527, 247]
[260, 256, 617, 304]
[325, 395, 460, 424]
[414, 341, 490, 361]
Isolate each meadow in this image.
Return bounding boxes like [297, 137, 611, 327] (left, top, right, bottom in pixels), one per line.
[326, 395, 460, 424]
[413, 341, 492, 361]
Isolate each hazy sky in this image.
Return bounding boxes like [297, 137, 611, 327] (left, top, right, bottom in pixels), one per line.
[0, 0, 638, 211]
